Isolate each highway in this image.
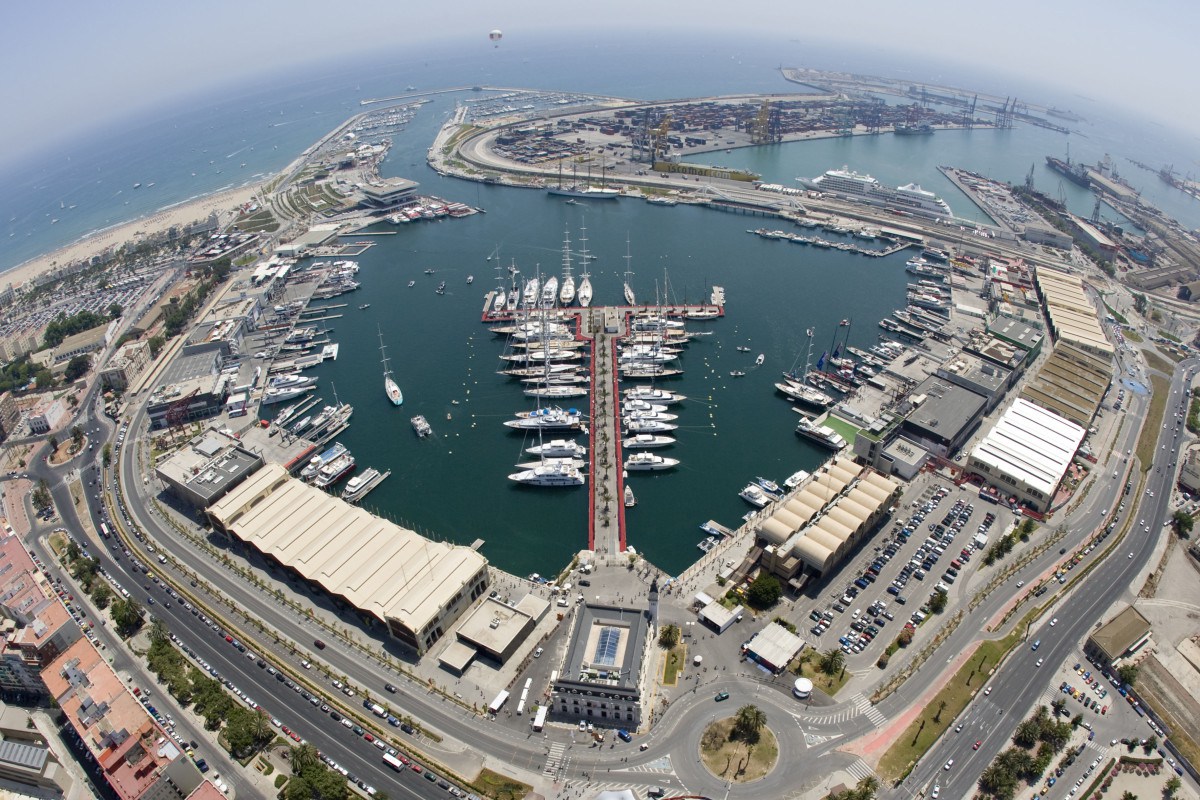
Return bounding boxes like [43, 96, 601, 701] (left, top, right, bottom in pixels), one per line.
[883, 357, 1196, 799]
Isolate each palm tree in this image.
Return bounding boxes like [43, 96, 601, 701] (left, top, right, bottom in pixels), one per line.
[250, 712, 272, 749]
[854, 775, 880, 800]
[733, 704, 767, 742]
[820, 648, 845, 676]
[291, 743, 319, 775]
[658, 624, 680, 649]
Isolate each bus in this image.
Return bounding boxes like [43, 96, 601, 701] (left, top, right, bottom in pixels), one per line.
[531, 705, 547, 732]
[99, 523, 110, 539]
[488, 690, 509, 715]
[382, 753, 404, 771]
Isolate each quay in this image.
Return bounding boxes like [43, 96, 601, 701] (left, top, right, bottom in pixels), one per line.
[585, 308, 628, 561]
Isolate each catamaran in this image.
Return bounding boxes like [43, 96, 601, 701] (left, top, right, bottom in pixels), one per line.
[378, 327, 403, 406]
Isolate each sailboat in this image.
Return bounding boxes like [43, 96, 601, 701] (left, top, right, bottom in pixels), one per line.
[622, 237, 636, 305]
[558, 228, 576, 306]
[546, 159, 619, 200]
[378, 327, 403, 406]
[576, 223, 593, 308]
[777, 326, 834, 408]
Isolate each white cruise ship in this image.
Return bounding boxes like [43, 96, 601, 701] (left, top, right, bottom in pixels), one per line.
[799, 167, 952, 219]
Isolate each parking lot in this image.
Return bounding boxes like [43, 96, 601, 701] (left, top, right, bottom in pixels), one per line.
[807, 479, 1011, 664]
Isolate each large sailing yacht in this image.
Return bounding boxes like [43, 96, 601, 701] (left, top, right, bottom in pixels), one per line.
[378, 327, 403, 406]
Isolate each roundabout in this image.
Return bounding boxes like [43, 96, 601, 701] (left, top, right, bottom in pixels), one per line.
[698, 711, 779, 783]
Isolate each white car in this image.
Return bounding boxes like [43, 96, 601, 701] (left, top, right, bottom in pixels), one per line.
[943, 759, 954, 771]
[1049, 618, 1057, 627]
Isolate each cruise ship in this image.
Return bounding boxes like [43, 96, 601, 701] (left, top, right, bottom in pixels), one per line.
[799, 167, 952, 219]
[794, 417, 847, 451]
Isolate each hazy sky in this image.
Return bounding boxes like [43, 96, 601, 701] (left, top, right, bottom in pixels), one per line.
[2, 0, 1198, 159]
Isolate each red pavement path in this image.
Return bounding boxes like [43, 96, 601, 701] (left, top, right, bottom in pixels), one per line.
[841, 643, 981, 766]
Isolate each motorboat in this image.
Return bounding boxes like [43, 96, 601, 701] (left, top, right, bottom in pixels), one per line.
[623, 387, 685, 405]
[783, 469, 811, 490]
[514, 457, 587, 471]
[524, 385, 589, 399]
[508, 462, 586, 486]
[504, 407, 584, 431]
[625, 452, 679, 471]
[755, 353, 765, 366]
[624, 485, 636, 507]
[755, 476, 784, 495]
[739, 483, 772, 508]
[411, 415, 432, 437]
[526, 439, 587, 458]
[622, 434, 675, 449]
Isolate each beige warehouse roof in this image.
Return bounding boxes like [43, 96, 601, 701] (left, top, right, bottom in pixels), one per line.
[805, 528, 843, 555]
[760, 517, 795, 546]
[792, 537, 833, 571]
[826, 506, 862, 531]
[208, 464, 487, 636]
[815, 515, 854, 544]
[785, 496, 822, 522]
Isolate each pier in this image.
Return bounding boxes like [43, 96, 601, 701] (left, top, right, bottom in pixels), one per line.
[586, 308, 628, 561]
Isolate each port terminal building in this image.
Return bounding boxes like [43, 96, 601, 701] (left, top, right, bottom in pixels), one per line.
[551, 603, 651, 728]
[206, 464, 489, 655]
[757, 458, 901, 589]
[1085, 606, 1151, 666]
[966, 398, 1087, 513]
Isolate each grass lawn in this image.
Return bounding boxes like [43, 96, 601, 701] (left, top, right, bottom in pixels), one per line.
[662, 645, 685, 686]
[471, 768, 531, 800]
[1135, 374, 1170, 472]
[1126, 329, 1144, 343]
[1103, 301, 1128, 326]
[824, 415, 861, 446]
[1143, 350, 1173, 375]
[1158, 329, 1181, 343]
[699, 717, 779, 783]
[47, 531, 68, 557]
[878, 637, 1014, 782]
[793, 651, 850, 697]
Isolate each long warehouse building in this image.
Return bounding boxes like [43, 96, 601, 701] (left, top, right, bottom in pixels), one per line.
[207, 464, 490, 655]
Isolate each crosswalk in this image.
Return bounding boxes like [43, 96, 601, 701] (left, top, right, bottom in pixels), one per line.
[543, 742, 567, 776]
[846, 758, 876, 783]
[797, 693, 887, 728]
[852, 693, 888, 727]
[627, 756, 674, 774]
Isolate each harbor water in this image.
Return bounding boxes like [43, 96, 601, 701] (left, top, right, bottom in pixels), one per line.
[4, 32, 1199, 577]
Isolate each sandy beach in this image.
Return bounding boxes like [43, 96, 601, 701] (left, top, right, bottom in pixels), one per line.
[1, 182, 267, 289]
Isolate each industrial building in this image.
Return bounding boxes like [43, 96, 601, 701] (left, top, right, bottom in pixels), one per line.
[899, 376, 988, 457]
[967, 398, 1087, 513]
[1019, 341, 1112, 428]
[274, 224, 341, 258]
[935, 353, 1012, 413]
[552, 603, 651, 728]
[146, 373, 228, 429]
[207, 464, 490, 655]
[1021, 221, 1073, 250]
[697, 600, 744, 634]
[439, 594, 549, 675]
[100, 340, 152, 392]
[1034, 268, 1114, 358]
[758, 458, 901, 588]
[1085, 606, 1152, 666]
[155, 430, 265, 508]
[742, 622, 805, 674]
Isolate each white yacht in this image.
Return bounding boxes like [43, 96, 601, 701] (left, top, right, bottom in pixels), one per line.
[623, 418, 677, 434]
[540, 276, 558, 308]
[526, 439, 587, 459]
[522, 277, 540, 307]
[794, 417, 847, 450]
[783, 469, 811, 490]
[559, 229, 576, 306]
[514, 457, 587, 471]
[622, 400, 668, 414]
[739, 483, 772, 508]
[524, 385, 589, 399]
[378, 327, 403, 406]
[622, 433, 675, 449]
[625, 452, 679, 471]
[508, 462, 586, 487]
[262, 385, 313, 404]
[504, 407, 583, 431]
[623, 387, 685, 405]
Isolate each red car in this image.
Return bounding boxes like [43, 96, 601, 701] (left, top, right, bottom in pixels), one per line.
[410, 764, 422, 773]
[973, 740, 982, 750]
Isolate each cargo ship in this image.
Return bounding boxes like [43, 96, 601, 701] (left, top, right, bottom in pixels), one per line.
[1045, 156, 1091, 188]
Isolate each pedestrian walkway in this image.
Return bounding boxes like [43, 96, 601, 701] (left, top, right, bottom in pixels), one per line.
[543, 741, 568, 776]
[845, 757, 876, 782]
[626, 756, 673, 774]
[852, 693, 888, 727]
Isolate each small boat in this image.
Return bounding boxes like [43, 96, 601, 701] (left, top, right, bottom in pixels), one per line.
[624, 485, 636, 507]
[436, 281, 446, 295]
[424, 268, 435, 274]
[736, 346, 752, 353]
[739, 483, 771, 508]
[729, 370, 746, 377]
[359, 304, 370, 310]
[407, 280, 415, 288]
[755, 353, 765, 366]
[411, 415, 433, 437]
[755, 476, 784, 495]
[466, 275, 474, 284]
[783, 469, 811, 490]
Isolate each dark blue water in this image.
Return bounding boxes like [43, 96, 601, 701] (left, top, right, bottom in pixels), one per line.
[5, 31, 1198, 576]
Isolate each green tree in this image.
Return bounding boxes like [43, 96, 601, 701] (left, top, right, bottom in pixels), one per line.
[1165, 776, 1182, 798]
[1120, 792, 1138, 800]
[657, 624, 680, 650]
[92, 583, 113, 609]
[148, 335, 166, 357]
[64, 355, 91, 382]
[1144, 735, 1157, 754]
[110, 597, 144, 637]
[43, 310, 107, 348]
[978, 761, 1018, 799]
[31, 481, 53, 511]
[745, 571, 782, 609]
[732, 704, 767, 744]
[71, 425, 84, 448]
[820, 648, 845, 677]
[928, 590, 948, 614]
[855, 775, 879, 800]
[1014, 719, 1040, 748]
[47, 435, 58, 452]
[291, 743, 320, 775]
[897, 627, 914, 647]
[65, 540, 81, 563]
[109, 303, 123, 319]
[148, 617, 170, 647]
[1071, 713, 1083, 728]
[101, 443, 112, 467]
[1117, 664, 1139, 686]
[1172, 510, 1193, 538]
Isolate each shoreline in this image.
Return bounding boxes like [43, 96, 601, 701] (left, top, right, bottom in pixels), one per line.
[1, 180, 268, 290]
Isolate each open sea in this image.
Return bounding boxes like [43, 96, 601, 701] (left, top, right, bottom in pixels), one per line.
[3, 31, 1197, 577]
